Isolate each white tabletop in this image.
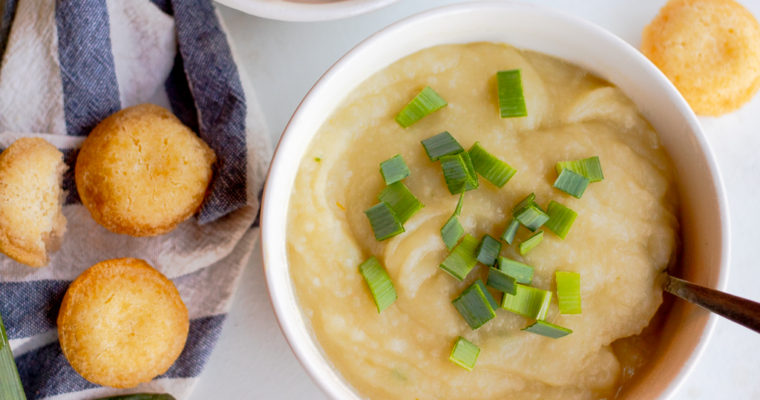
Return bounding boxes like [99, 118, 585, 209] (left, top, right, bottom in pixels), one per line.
[192, 1, 760, 398]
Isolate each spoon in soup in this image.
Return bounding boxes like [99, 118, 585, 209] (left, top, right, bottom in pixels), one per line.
[664, 274, 760, 334]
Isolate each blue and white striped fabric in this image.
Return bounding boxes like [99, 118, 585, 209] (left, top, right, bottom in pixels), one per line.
[0, 0, 270, 398]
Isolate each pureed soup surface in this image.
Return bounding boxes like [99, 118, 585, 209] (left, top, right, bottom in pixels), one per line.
[287, 43, 679, 399]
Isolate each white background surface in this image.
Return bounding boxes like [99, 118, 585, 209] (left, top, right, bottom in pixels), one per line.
[193, 0, 760, 398]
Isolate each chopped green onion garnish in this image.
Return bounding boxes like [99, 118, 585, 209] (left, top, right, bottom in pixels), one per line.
[439, 152, 479, 194]
[395, 86, 448, 128]
[314, 157, 321, 162]
[378, 181, 423, 224]
[556, 271, 582, 314]
[487, 267, 517, 295]
[514, 203, 549, 231]
[501, 218, 520, 245]
[454, 193, 464, 216]
[544, 201, 577, 239]
[94, 395, 176, 400]
[553, 168, 589, 199]
[556, 156, 603, 182]
[468, 142, 516, 187]
[449, 337, 480, 371]
[421, 131, 463, 161]
[522, 320, 572, 338]
[474, 279, 499, 310]
[496, 70, 527, 118]
[364, 202, 404, 241]
[452, 280, 496, 329]
[440, 234, 479, 281]
[441, 194, 466, 250]
[0, 312, 25, 400]
[441, 215, 464, 250]
[476, 234, 501, 266]
[518, 230, 544, 255]
[501, 284, 552, 320]
[379, 154, 410, 184]
[498, 257, 534, 284]
[461, 152, 479, 191]
[512, 193, 536, 213]
[359, 256, 397, 313]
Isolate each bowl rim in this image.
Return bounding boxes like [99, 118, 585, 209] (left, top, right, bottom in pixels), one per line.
[215, 0, 400, 22]
[261, 1, 731, 399]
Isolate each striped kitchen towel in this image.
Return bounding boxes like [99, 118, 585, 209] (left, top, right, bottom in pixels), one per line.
[0, 0, 270, 399]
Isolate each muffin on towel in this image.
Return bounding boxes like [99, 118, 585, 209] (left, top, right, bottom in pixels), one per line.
[57, 258, 189, 388]
[641, 0, 760, 115]
[75, 104, 216, 236]
[0, 138, 66, 267]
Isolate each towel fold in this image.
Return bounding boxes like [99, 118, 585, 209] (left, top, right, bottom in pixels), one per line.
[0, 0, 270, 398]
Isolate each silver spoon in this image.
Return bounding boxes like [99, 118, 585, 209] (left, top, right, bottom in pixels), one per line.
[664, 274, 760, 334]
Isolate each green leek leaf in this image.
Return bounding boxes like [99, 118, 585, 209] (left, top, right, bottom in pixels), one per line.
[440, 234, 479, 281]
[0, 312, 25, 400]
[449, 337, 480, 371]
[522, 320, 572, 338]
[359, 257, 398, 313]
[556, 271, 582, 314]
[395, 86, 447, 127]
[380, 154, 410, 184]
[496, 70, 527, 118]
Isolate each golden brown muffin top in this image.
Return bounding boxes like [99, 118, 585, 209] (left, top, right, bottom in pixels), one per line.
[75, 104, 216, 236]
[0, 137, 66, 267]
[641, 0, 760, 115]
[57, 257, 189, 388]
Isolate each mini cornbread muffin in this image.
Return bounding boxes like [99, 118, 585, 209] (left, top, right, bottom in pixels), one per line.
[75, 104, 216, 236]
[641, 0, 760, 115]
[0, 138, 66, 267]
[58, 258, 189, 388]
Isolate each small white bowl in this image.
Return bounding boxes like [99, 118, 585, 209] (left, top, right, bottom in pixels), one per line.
[261, 2, 730, 399]
[215, 0, 400, 22]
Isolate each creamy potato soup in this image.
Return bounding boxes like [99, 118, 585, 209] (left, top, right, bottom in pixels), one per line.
[287, 43, 679, 399]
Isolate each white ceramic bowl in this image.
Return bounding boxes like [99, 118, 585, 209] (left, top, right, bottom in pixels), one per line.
[261, 2, 730, 399]
[216, 0, 400, 22]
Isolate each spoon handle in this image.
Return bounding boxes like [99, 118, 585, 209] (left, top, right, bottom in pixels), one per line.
[664, 275, 760, 334]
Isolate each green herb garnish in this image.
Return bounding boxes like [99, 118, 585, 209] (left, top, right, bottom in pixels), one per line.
[378, 181, 423, 224]
[468, 142, 516, 187]
[453, 280, 496, 329]
[487, 267, 517, 295]
[0, 312, 25, 400]
[553, 168, 589, 199]
[501, 284, 552, 320]
[476, 234, 501, 266]
[364, 202, 404, 241]
[395, 86, 448, 127]
[441, 215, 465, 250]
[440, 234, 479, 281]
[544, 201, 577, 239]
[556, 156, 603, 182]
[522, 320, 572, 338]
[441, 194, 465, 250]
[359, 256, 398, 313]
[514, 203, 549, 232]
[496, 69, 527, 118]
[380, 154, 410, 184]
[421, 131, 464, 161]
[556, 271, 582, 314]
[498, 257, 534, 284]
[474, 279, 500, 310]
[501, 218, 520, 245]
[438, 151, 478, 194]
[512, 193, 537, 213]
[518, 230, 544, 255]
[449, 337, 480, 371]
